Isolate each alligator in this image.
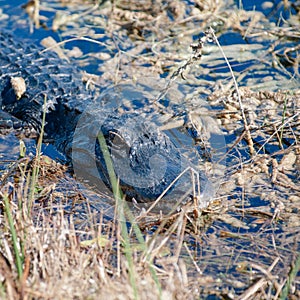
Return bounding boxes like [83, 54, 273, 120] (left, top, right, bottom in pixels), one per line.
[0, 30, 198, 202]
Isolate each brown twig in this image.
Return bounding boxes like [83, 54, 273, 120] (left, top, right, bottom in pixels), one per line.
[153, 29, 213, 104]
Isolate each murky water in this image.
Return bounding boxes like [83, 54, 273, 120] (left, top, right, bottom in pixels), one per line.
[0, 0, 299, 204]
[0, 1, 299, 298]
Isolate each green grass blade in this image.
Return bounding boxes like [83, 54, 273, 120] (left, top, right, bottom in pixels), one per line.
[97, 131, 139, 299]
[97, 131, 162, 299]
[3, 194, 23, 279]
[280, 252, 300, 299]
[28, 95, 47, 213]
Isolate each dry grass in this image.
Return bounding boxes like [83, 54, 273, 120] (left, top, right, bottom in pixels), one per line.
[0, 155, 198, 300]
[1, 0, 300, 299]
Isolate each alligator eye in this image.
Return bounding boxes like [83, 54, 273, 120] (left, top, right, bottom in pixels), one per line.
[109, 131, 130, 155]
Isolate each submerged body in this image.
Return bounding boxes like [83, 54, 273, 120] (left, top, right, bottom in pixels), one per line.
[0, 31, 191, 202]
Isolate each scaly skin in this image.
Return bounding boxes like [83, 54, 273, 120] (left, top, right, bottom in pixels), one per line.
[0, 31, 188, 202]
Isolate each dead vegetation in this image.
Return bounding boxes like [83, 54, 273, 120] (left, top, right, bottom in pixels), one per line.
[0, 0, 300, 299]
